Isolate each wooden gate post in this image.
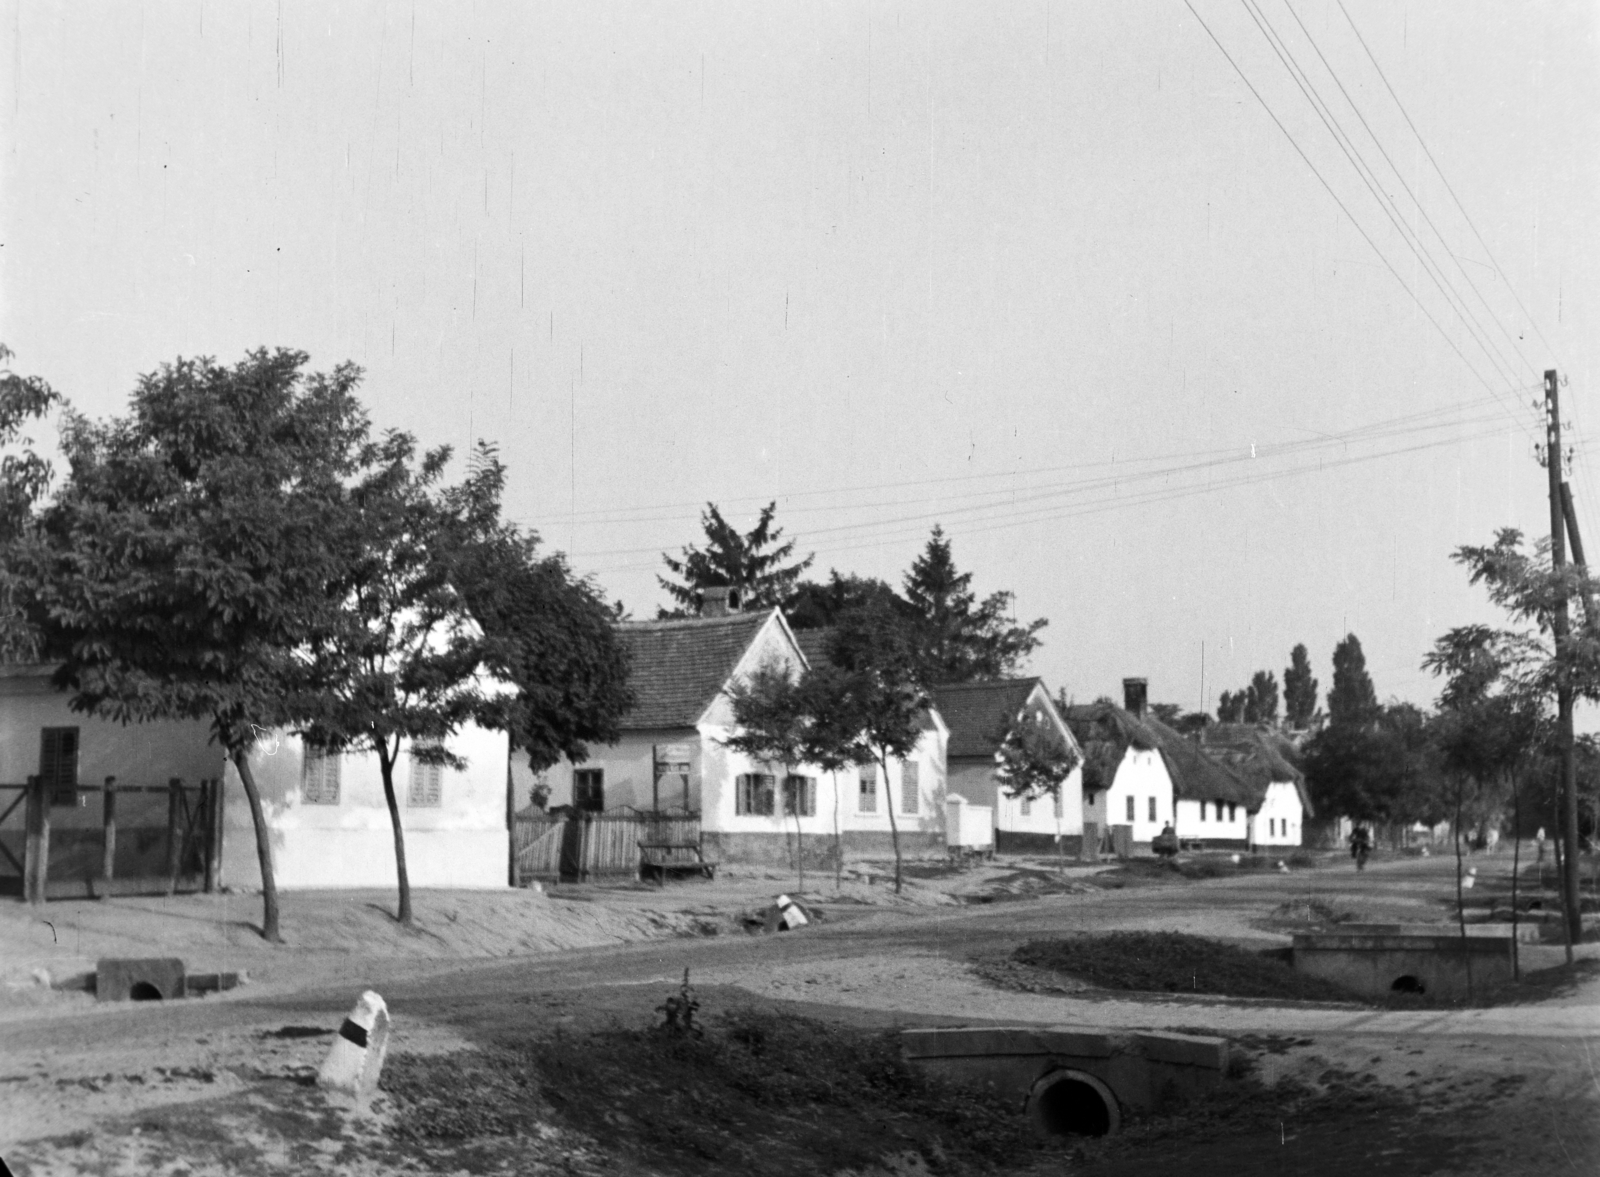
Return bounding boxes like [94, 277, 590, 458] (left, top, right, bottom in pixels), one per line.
[23, 774, 48, 905]
[101, 776, 118, 898]
[165, 777, 182, 896]
[204, 778, 223, 893]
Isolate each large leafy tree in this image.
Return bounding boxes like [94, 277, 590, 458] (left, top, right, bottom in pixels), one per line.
[24, 349, 367, 943]
[445, 447, 633, 775]
[827, 599, 929, 895]
[296, 431, 495, 927]
[798, 662, 871, 890]
[1283, 643, 1319, 728]
[722, 660, 813, 892]
[1303, 702, 1440, 828]
[658, 502, 814, 616]
[1216, 671, 1277, 724]
[902, 526, 1046, 684]
[786, 572, 905, 631]
[0, 345, 63, 661]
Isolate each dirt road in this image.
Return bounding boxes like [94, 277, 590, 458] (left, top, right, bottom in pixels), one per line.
[3, 854, 1596, 1174]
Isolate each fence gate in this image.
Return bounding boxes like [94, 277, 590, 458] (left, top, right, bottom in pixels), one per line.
[511, 806, 701, 885]
[0, 776, 222, 903]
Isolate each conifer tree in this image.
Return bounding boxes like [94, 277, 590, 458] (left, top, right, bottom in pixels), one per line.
[902, 526, 1045, 684]
[1283, 643, 1319, 728]
[658, 502, 813, 616]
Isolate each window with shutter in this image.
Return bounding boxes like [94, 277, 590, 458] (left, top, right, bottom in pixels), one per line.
[1125, 795, 1135, 822]
[40, 728, 80, 807]
[408, 746, 444, 807]
[783, 775, 816, 817]
[900, 761, 920, 815]
[1020, 794, 1032, 817]
[857, 763, 877, 813]
[302, 749, 341, 805]
[736, 773, 776, 816]
[573, 769, 605, 812]
[1148, 796, 1157, 823]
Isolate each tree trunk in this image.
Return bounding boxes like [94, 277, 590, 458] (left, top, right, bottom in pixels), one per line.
[1453, 783, 1472, 1001]
[232, 750, 281, 944]
[832, 770, 842, 891]
[1509, 769, 1521, 980]
[378, 750, 412, 925]
[881, 750, 904, 895]
[786, 767, 804, 895]
[1553, 805, 1573, 965]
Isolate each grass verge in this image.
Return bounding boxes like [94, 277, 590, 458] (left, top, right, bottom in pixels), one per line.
[1004, 932, 1364, 1003]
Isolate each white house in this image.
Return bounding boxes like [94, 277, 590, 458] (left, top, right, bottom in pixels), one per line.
[522, 596, 949, 868]
[220, 722, 512, 890]
[1065, 687, 1177, 851]
[1201, 724, 1312, 848]
[929, 678, 1083, 854]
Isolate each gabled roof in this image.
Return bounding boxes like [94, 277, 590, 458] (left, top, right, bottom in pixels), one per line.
[932, 678, 1058, 760]
[1064, 701, 1254, 806]
[1202, 724, 1315, 816]
[615, 611, 775, 729]
[792, 627, 833, 670]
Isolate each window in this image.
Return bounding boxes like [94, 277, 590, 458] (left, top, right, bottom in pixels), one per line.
[653, 760, 691, 811]
[1147, 796, 1157, 823]
[900, 761, 920, 815]
[573, 768, 605, 812]
[40, 727, 80, 807]
[783, 775, 816, 818]
[1125, 795, 1136, 823]
[408, 746, 444, 808]
[302, 749, 341, 805]
[1053, 791, 1063, 820]
[858, 763, 878, 814]
[736, 773, 776, 816]
[1020, 795, 1032, 817]
[1228, 803, 1237, 823]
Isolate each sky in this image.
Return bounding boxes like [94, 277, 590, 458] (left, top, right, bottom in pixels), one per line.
[4, 1, 1598, 719]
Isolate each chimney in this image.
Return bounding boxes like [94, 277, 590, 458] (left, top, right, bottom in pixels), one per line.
[700, 586, 740, 618]
[1122, 677, 1148, 719]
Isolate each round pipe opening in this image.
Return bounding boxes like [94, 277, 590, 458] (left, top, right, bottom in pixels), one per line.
[129, 981, 164, 1001]
[1026, 1069, 1120, 1138]
[1391, 974, 1426, 994]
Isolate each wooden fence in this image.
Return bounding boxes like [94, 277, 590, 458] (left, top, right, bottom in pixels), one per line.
[0, 776, 222, 903]
[512, 806, 701, 885]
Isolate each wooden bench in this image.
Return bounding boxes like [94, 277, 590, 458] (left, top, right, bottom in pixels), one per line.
[638, 841, 718, 883]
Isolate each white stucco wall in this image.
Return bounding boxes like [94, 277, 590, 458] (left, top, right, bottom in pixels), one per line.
[221, 723, 510, 891]
[1103, 748, 1174, 843]
[1174, 796, 1249, 842]
[0, 666, 224, 831]
[1249, 781, 1304, 846]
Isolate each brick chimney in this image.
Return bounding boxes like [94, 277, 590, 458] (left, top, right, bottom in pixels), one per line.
[700, 586, 740, 618]
[1122, 677, 1148, 719]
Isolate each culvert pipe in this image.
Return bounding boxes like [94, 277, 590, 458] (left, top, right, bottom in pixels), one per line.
[1026, 1068, 1121, 1137]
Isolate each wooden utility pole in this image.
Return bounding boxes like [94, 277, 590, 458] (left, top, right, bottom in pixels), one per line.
[1545, 370, 1584, 953]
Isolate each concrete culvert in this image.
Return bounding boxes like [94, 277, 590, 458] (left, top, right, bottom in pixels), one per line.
[1391, 974, 1426, 994]
[1026, 1069, 1120, 1138]
[129, 981, 163, 1001]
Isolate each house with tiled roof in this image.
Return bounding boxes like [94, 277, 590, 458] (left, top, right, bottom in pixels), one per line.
[518, 595, 949, 867]
[1201, 724, 1312, 847]
[929, 679, 1083, 853]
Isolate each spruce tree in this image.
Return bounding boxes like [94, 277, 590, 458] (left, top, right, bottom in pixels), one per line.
[902, 526, 1045, 684]
[658, 502, 813, 616]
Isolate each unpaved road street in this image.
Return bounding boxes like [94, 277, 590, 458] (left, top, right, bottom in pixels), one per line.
[3, 854, 1597, 1174]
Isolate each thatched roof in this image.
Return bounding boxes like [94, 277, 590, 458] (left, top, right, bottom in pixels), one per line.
[1201, 724, 1314, 817]
[1064, 701, 1255, 806]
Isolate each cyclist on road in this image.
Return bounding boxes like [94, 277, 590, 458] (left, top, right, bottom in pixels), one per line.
[1349, 824, 1373, 870]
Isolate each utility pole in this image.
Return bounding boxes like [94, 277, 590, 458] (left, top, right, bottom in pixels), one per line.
[1544, 369, 1583, 954]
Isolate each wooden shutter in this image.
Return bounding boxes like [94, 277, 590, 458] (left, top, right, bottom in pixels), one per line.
[900, 761, 919, 815]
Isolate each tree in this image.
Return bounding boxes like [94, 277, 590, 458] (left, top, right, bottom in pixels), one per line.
[24, 349, 368, 943]
[722, 659, 813, 893]
[1246, 670, 1280, 723]
[798, 663, 871, 891]
[1327, 634, 1379, 726]
[445, 447, 633, 775]
[658, 502, 814, 616]
[296, 431, 495, 927]
[1303, 702, 1440, 828]
[1283, 643, 1318, 728]
[1217, 690, 1246, 724]
[902, 526, 1046, 684]
[0, 345, 63, 661]
[994, 712, 1081, 872]
[787, 572, 905, 631]
[1447, 527, 1600, 952]
[827, 599, 929, 894]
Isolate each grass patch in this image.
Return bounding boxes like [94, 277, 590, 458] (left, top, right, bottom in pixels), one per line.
[381, 1008, 1041, 1175]
[1009, 932, 1364, 1003]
